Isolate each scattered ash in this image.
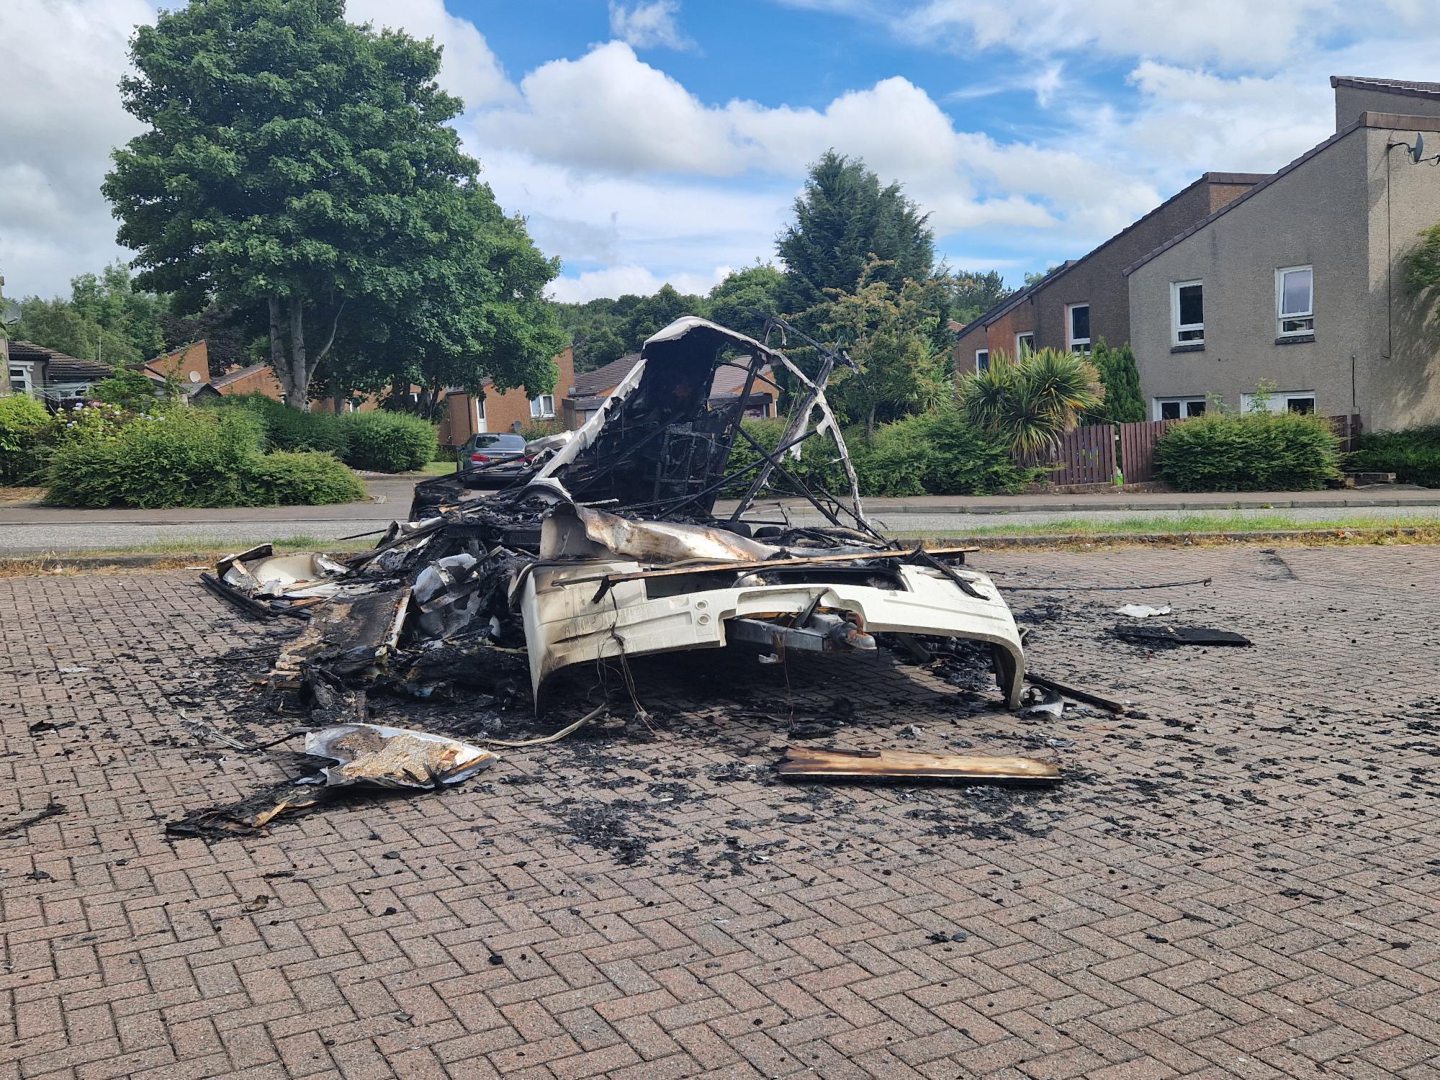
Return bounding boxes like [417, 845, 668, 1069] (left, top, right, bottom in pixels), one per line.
[553, 798, 652, 865]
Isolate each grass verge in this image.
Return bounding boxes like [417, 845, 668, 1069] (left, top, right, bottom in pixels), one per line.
[893, 511, 1440, 539]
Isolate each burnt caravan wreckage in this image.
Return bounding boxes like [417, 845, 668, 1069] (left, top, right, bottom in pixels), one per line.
[212, 317, 1026, 713]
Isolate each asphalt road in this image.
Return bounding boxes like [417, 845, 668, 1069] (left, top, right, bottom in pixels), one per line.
[5, 501, 1440, 554]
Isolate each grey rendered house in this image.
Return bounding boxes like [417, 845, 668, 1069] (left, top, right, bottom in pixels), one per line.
[1124, 77, 1440, 427]
[952, 172, 1264, 373]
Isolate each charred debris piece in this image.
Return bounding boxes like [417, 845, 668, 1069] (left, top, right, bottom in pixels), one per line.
[1111, 624, 1252, 648]
[166, 723, 494, 837]
[197, 316, 1040, 821]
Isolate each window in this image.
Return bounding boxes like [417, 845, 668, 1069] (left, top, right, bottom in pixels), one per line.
[529, 393, 556, 419]
[1276, 266, 1313, 336]
[1154, 396, 1207, 421]
[1066, 304, 1091, 353]
[1171, 281, 1204, 344]
[1015, 332, 1034, 356]
[975, 349, 990, 373]
[7, 364, 31, 396]
[1242, 390, 1317, 415]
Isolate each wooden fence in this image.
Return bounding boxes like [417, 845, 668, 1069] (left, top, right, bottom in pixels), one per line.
[1117, 419, 1175, 483]
[1039, 414, 1362, 487]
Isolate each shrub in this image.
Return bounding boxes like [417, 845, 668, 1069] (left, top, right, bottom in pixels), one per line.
[0, 394, 53, 483]
[211, 395, 350, 456]
[722, 418, 854, 497]
[43, 407, 366, 508]
[239, 450, 366, 505]
[960, 348, 1104, 456]
[1083, 340, 1144, 425]
[94, 370, 165, 411]
[1348, 425, 1440, 486]
[854, 409, 1038, 496]
[340, 410, 439, 472]
[1154, 411, 1341, 491]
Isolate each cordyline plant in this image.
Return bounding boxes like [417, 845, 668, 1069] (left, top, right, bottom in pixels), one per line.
[959, 347, 1104, 458]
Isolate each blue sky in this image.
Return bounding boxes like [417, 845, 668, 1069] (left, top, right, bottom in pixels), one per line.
[5, 1, 1440, 302]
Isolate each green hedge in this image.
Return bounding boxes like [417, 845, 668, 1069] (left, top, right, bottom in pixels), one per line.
[216, 395, 350, 455]
[0, 394, 52, 483]
[43, 407, 364, 508]
[1154, 411, 1341, 491]
[206, 397, 436, 472]
[723, 411, 1033, 498]
[340, 411, 437, 473]
[854, 410, 1037, 496]
[1347, 425, 1440, 487]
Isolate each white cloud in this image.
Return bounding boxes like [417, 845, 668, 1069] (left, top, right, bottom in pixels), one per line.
[347, 0, 516, 109]
[0, 0, 155, 299]
[608, 0, 694, 52]
[548, 264, 731, 303]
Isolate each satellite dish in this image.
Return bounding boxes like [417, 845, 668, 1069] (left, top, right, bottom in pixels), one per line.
[1415, 133, 1426, 164]
[188, 370, 202, 383]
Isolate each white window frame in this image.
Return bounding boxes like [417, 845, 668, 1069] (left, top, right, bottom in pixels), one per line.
[7, 362, 34, 396]
[1241, 390, 1317, 415]
[974, 348, 990, 373]
[1171, 280, 1205, 345]
[1014, 332, 1034, 356]
[1152, 396, 1208, 421]
[529, 393, 556, 419]
[1276, 266, 1314, 336]
[1065, 303, 1091, 354]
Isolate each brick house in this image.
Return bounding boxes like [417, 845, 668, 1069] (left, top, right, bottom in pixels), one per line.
[436, 346, 576, 449]
[1125, 77, 1440, 427]
[953, 173, 1264, 374]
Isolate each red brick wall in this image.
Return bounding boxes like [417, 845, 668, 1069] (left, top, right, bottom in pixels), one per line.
[145, 341, 209, 387]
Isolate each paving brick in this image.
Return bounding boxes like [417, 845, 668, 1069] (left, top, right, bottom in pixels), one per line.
[2, 549, 1440, 1078]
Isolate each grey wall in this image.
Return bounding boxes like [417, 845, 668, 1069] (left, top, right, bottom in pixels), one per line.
[1363, 117, 1440, 430]
[1127, 130, 1372, 420]
[1336, 86, 1440, 132]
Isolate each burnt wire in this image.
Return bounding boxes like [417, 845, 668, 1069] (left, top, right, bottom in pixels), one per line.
[994, 577, 1213, 592]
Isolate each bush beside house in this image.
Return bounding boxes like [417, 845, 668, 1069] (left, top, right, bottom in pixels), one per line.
[208, 396, 436, 472]
[1347, 426, 1440, 487]
[0, 394, 53, 483]
[1154, 410, 1341, 491]
[725, 412, 1035, 498]
[43, 406, 363, 508]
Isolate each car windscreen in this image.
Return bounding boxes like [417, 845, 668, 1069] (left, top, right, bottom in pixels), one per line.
[471, 435, 525, 450]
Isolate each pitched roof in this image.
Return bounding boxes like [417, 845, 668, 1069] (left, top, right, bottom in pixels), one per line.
[211, 362, 273, 388]
[571, 353, 641, 398]
[6, 340, 113, 382]
[1332, 75, 1440, 98]
[1122, 120, 1364, 276]
[954, 170, 1270, 341]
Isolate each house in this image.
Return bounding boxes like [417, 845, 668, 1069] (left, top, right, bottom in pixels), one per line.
[435, 345, 578, 449]
[3, 340, 114, 404]
[563, 350, 780, 428]
[1125, 77, 1440, 426]
[953, 173, 1265, 373]
[211, 361, 285, 400]
[140, 341, 208, 388]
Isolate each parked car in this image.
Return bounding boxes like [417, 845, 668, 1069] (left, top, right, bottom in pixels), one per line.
[457, 432, 529, 488]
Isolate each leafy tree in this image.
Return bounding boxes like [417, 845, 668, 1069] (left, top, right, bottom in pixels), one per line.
[12, 263, 166, 366]
[160, 305, 256, 376]
[960, 347, 1104, 457]
[105, 0, 559, 409]
[805, 263, 953, 439]
[1083, 340, 1144, 424]
[1024, 263, 1065, 287]
[94, 369, 169, 410]
[776, 151, 935, 320]
[1405, 223, 1440, 300]
[940, 269, 1011, 324]
[619, 284, 708, 347]
[706, 263, 784, 337]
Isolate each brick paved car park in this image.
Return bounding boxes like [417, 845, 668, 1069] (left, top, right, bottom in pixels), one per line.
[2, 544, 1438, 1080]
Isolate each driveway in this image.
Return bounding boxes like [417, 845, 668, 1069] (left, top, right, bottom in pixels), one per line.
[2, 544, 1437, 1078]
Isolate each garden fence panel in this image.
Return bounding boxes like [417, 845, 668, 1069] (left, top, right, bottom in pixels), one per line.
[1118, 419, 1176, 483]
